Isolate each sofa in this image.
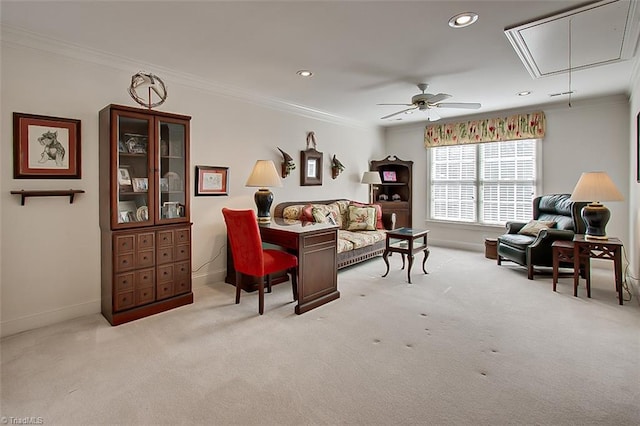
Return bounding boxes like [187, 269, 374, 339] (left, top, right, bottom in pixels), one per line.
[273, 199, 396, 269]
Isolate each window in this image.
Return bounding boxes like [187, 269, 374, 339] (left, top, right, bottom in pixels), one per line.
[430, 139, 537, 225]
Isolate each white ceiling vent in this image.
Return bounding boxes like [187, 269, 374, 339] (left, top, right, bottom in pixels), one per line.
[504, 0, 640, 79]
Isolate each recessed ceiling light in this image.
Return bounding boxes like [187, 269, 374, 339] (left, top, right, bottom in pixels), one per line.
[518, 91, 532, 96]
[296, 70, 313, 77]
[448, 12, 478, 28]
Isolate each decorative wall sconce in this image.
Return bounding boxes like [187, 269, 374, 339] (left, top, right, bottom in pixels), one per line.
[277, 147, 296, 178]
[331, 155, 345, 179]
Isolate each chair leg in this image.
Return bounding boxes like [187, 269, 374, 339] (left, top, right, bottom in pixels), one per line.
[266, 274, 272, 293]
[258, 276, 265, 315]
[291, 267, 298, 301]
[235, 272, 242, 304]
[527, 264, 534, 280]
[497, 255, 502, 265]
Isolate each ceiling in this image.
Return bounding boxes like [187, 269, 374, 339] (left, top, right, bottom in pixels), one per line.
[1, 0, 638, 127]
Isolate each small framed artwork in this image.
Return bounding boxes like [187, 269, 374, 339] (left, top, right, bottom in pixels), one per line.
[132, 177, 148, 192]
[13, 112, 81, 179]
[301, 149, 323, 186]
[195, 165, 229, 196]
[382, 170, 397, 182]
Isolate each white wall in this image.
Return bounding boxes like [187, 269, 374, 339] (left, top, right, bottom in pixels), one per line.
[385, 96, 631, 255]
[0, 36, 384, 337]
[628, 64, 640, 293]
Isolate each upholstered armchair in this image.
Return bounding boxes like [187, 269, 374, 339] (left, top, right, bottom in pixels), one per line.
[497, 194, 588, 279]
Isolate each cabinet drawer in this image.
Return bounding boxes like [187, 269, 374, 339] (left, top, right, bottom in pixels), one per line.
[157, 264, 174, 283]
[137, 232, 155, 249]
[137, 249, 155, 268]
[175, 260, 190, 278]
[115, 291, 135, 311]
[157, 247, 174, 264]
[115, 253, 135, 272]
[135, 286, 155, 306]
[114, 234, 135, 253]
[175, 243, 190, 262]
[157, 230, 174, 247]
[156, 282, 174, 300]
[115, 272, 135, 293]
[176, 228, 190, 244]
[174, 278, 190, 295]
[136, 268, 155, 288]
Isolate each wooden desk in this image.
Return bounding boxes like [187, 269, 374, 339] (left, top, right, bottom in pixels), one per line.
[226, 219, 339, 314]
[382, 227, 430, 283]
[573, 235, 624, 305]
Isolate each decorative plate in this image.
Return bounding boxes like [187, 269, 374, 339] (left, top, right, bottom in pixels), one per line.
[136, 205, 149, 221]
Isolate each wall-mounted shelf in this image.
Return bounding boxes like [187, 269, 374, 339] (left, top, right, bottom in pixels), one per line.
[10, 189, 85, 205]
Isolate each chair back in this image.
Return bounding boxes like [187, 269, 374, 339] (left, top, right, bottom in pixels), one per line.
[533, 194, 588, 234]
[222, 208, 264, 277]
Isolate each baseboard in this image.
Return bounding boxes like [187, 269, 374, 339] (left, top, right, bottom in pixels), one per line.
[192, 268, 226, 288]
[0, 299, 100, 338]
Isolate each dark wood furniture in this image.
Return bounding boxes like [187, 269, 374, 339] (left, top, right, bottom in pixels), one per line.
[10, 189, 85, 205]
[573, 235, 624, 305]
[552, 240, 586, 295]
[99, 104, 193, 325]
[382, 227, 430, 284]
[226, 218, 339, 314]
[370, 156, 413, 228]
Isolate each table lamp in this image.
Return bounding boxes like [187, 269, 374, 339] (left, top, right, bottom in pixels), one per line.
[569, 171, 624, 240]
[245, 160, 283, 224]
[361, 171, 382, 203]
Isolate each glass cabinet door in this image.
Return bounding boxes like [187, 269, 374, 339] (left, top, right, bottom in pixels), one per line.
[158, 119, 186, 222]
[116, 115, 152, 226]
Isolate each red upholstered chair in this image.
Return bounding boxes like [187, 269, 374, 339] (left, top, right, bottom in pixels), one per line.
[222, 208, 298, 314]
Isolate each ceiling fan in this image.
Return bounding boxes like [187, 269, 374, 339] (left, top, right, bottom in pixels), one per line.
[378, 83, 481, 121]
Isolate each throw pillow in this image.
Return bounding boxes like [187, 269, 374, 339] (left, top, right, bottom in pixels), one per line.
[347, 206, 377, 231]
[312, 206, 338, 225]
[518, 220, 556, 236]
[300, 204, 314, 222]
[350, 202, 384, 229]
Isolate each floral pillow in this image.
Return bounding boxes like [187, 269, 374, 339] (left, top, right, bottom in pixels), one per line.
[518, 220, 556, 236]
[350, 202, 384, 229]
[282, 205, 305, 220]
[347, 206, 377, 231]
[312, 207, 338, 226]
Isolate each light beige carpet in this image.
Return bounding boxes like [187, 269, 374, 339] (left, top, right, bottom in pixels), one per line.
[1, 247, 639, 425]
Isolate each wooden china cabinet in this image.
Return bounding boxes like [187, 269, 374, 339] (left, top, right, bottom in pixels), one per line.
[370, 156, 413, 228]
[99, 104, 193, 325]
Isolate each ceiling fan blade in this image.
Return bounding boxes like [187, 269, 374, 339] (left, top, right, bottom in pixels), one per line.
[426, 93, 452, 104]
[436, 102, 481, 109]
[380, 106, 418, 120]
[377, 103, 414, 106]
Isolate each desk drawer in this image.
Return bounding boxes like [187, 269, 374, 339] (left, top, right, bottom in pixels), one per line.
[303, 231, 336, 248]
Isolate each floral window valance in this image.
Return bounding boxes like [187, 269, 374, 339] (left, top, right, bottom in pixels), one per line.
[424, 111, 546, 147]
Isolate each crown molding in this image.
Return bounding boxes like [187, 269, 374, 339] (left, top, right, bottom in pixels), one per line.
[0, 25, 368, 129]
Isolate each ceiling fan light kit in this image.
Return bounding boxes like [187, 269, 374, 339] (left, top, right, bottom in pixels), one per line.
[378, 83, 481, 120]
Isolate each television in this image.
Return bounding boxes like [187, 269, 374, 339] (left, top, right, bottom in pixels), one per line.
[382, 170, 397, 182]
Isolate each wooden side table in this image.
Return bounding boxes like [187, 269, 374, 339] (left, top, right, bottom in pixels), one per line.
[573, 235, 624, 305]
[552, 240, 590, 297]
[382, 228, 429, 283]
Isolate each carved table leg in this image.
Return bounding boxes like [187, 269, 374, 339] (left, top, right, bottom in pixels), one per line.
[382, 249, 390, 278]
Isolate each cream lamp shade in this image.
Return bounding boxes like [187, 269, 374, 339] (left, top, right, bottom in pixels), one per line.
[245, 160, 282, 223]
[361, 171, 382, 203]
[570, 171, 624, 240]
[361, 171, 382, 185]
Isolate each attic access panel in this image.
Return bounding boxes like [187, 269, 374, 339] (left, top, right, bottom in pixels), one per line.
[504, 0, 640, 78]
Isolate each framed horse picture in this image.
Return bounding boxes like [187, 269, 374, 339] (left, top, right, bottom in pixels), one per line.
[13, 112, 81, 179]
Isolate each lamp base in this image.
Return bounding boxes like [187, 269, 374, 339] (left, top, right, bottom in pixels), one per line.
[581, 202, 610, 240]
[254, 188, 274, 224]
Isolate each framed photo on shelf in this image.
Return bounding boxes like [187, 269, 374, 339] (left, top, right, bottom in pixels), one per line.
[301, 149, 323, 186]
[195, 165, 229, 196]
[382, 170, 397, 182]
[159, 178, 169, 192]
[132, 177, 148, 192]
[13, 112, 81, 179]
[118, 167, 132, 185]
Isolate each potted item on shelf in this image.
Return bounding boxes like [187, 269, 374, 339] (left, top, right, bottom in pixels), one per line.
[392, 194, 401, 201]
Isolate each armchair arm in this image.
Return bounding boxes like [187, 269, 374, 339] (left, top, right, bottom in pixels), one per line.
[529, 229, 574, 249]
[505, 221, 527, 234]
[382, 212, 396, 230]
